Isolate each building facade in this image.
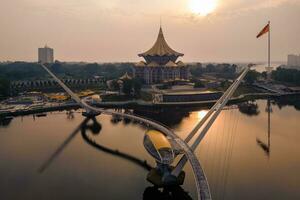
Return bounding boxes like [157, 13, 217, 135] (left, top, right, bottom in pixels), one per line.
[133, 27, 189, 84]
[38, 45, 54, 64]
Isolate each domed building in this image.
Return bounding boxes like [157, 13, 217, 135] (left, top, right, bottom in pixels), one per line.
[133, 27, 189, 85]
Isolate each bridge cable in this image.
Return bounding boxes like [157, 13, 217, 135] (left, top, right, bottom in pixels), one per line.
[215, 110, 231, 199]
[221, 109, 240, 200]
[217, 109, 235, 199]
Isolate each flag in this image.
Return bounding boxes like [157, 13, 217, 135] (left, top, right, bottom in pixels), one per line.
[256, 23, 270, 38]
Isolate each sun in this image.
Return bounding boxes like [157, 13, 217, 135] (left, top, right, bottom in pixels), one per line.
[189, 0, 218, 16]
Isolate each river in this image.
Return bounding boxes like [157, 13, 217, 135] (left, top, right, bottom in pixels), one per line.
[0, 97, 300, 200]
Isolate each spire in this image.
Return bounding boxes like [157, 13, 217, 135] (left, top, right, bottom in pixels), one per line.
[138, 26, 184, 57]
[160, 16, 162, 28]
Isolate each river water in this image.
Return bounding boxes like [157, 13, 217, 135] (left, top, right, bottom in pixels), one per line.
[0, 97, 300, 200]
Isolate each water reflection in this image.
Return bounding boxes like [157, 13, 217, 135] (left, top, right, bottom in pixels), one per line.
[39, 114, 193, 199]
[38, 117, 90, 173]
[0, 116, 13, 127]
[81, 117, 192, 199]
[238, 101, 260, 116]
[81, 117, 152, 171]
[39, 115, 150, 172]
[143, 186, 193, 200]
[272, 94, 300, 110]
[133, 108, 190, 128]
[197, 110, 208, 120]
[1, 97, 300, 200]
[66, 110, 75, 120]
[256, 99, 272, 157]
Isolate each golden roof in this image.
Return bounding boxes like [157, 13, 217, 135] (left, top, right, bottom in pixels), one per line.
[147, 61, 159, 67]
[165, 60, 177, 67]
[177, 60, 185, 67]
[138, 27, 184, 57]
[146, 130, 171, 150]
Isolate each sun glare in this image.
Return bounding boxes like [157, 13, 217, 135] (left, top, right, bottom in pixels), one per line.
[197, 110, 208, 120]
[189, 0, 218, 16]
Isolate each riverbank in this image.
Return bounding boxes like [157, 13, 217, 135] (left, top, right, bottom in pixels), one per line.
[1, 92, 299, 118]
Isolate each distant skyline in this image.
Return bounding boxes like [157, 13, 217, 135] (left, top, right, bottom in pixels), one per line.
[0, 0, 300, 63]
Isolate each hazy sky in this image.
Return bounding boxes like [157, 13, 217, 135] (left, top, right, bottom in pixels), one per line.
[0, 0, 299, 62]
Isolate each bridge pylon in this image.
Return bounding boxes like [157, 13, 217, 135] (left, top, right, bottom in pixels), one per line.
[147, 163, 185, 187]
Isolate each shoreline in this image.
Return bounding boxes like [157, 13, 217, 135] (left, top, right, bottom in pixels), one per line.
[1, 92, 300, 118]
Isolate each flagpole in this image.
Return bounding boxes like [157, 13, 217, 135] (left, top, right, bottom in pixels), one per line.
[268, 21, 270, 68]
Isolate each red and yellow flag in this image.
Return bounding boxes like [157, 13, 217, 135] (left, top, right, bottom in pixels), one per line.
[256, 23, 270, 38]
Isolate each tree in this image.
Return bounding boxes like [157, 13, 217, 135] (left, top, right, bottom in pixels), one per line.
[0, 78, 10, 97]
[132, 78, 142, 96]
[122, 79, 133, 95]
[0, 62, 134, 81]
[190, 64, 204, 77]
[244, 70, 260, 84]
[206, 64, 216, 72]
[271, 68, 300, 85]
[194, 80, 205, 88]
[110, 80, 120, 91]
[50, 62, 64, 74]
[220, 80, 230, 90]
[262, 71, 268, 79]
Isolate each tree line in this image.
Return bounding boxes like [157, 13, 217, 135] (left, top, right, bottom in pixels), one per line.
[189, 63, 238, 79]
[0, 62, 133, 81]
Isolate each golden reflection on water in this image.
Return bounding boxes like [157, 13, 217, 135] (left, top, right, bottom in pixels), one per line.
[1, 100, 300, 200]
[197, 110, 208, 120]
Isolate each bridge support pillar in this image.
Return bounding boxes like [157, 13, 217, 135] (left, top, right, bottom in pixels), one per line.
[147, 164, 185, 187]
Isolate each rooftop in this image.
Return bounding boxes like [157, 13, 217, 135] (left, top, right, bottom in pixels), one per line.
[138, 27, 184, 57]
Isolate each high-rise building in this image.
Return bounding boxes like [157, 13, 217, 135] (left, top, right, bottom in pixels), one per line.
[133, 27, 189, 85]
[287, 54, 300, 67]
[38, 45, 54, 64]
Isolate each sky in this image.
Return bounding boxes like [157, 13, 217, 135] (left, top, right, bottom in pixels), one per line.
[0, 0, 300, 63]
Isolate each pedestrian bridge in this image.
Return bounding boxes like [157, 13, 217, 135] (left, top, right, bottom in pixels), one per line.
[39, 63, 251, 200]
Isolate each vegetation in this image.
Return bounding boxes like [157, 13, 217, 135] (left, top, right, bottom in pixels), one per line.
[194, 80, 205, 88]
[271, 67, 300, 85]
[189, 63, 237, 79]
[101, 94, 133, 102]
[132, 78, 142, 96]
[140, 91, 153, 101]
[220, 80, 231, 90]
[0, 62, 133, 81]
[156, 84, 172, 90]
[0, 77, 10, 97]
[189, 63, 204, 77]
[0, 62, 46, 80]
[122, 78, 142, 96]
[110, 80, 120, 91]
[233, 85, 262, 97]
[122, 79, 133, 95]
[244, 70, 261, 84]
